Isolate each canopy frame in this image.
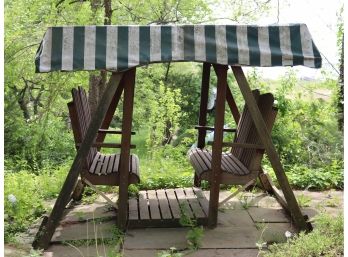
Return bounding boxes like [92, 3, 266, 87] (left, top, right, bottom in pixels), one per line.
[32, 63, 312, 250]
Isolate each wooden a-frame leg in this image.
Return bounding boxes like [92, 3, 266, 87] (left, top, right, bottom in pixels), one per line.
[208, 64, 228, 228]
[231, 66, 310, 232]
[118, 68, 136, 230]
[195, 62, 211, 187]
[32, 73, 124, 250]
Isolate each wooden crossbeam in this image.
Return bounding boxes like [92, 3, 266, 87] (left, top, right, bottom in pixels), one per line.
[231, 66, 310, 231]
[32, 72, 124, 250]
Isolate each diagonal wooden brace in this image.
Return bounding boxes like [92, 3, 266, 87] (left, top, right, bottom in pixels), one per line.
[32, 72, 124, 250]
[231, 66, 311, 231]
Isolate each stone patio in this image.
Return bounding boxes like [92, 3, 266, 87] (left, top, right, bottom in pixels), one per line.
[5, 189, 343, 257]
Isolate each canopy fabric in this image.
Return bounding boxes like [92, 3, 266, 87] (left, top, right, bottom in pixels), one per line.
[35, 24, 322, 73]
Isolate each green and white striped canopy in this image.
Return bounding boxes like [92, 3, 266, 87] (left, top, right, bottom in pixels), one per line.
[35, 24, 322, 73]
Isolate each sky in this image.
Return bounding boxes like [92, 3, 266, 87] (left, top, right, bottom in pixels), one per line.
[215, 0, 343, 79]
[259, 0, 342, 79]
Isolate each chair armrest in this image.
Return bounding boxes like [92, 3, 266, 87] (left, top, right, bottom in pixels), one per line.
[195, 126, 236, 133]
[207, 141, 264, 150]
[76, 142, 136, 149]
[98, 129, 136, 135]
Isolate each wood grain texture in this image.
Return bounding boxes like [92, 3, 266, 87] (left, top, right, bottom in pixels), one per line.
[32, 72, 124, 250]
[232, 66, 310, 232]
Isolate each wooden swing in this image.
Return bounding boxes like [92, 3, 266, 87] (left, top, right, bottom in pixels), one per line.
[189, 89, 277, 186]
[67, 86, 140, 201]
[32, 24, 321, 249]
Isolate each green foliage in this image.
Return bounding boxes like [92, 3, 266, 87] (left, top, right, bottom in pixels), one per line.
[295, 193, 311, 208]
[157, 247, 183, 257]
[264, 213, 343, 257]
[4, 164, 69, 242]
[179, 204, 204, 250]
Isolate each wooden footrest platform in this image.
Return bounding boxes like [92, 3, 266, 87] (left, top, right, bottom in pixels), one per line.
[128, 187, 209, 228]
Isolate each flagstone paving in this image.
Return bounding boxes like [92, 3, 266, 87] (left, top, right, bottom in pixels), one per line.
[5, 189, 343, 257]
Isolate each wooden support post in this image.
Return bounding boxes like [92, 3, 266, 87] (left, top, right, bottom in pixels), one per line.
[226, 85, 240, 123]
[117, 68, 136, 230]
[32, 73, 124, 250]
[197, 63, 211, 148]
[95, 80, 125, 147]
[195, 63, 211, 186]
[208, 64, 228, 228]
[231, 66, 310, 231]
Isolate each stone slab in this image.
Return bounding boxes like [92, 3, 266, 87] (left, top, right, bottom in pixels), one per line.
[301, 208, 320, 222]
[259, 223, 297, 244]
[61, 203, 116, 223]
[218, 191, 244, 209]
[124, 228, 190, 250]
[123, 249, 161, 257]
[5, 245, 28, 257]
[52, 220, 117, 242]
[185, 249, 260, 257]
[124, 249, 261, 257]
[247, 207, 289, 223]
[293, 190, 343, 208]
[217, 209, 255, 227]
[248, 195, 282, 208]
[200, 227, 260, 249]
[44, 244, 119, 257]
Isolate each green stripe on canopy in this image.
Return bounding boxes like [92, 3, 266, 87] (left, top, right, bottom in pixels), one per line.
[35, 24, 322, 72]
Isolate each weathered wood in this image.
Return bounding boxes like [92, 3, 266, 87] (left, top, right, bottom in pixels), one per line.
[192, 187, 209, 216]
[231, 66, 310, 231]
[258, 171, 289, 213]
[195, 63, 211, 186]
[197, 63, 211, 149]
[126, 188, 208, 228]
[208, 64, 228, 228]
[71, 179, 85, 201]
[218, 179, 256, 206]
[195, 125, 236, 133]
[75, 143, 136, 148]
[138, 191, 150, 220]
[32, 72, 124, 250]
[128, 198, 139, 220]
[175, 188, 194, 218]
[95, 80, 125, 148]
[226, 85, 240, 123]
[221, 142, 264, 149]
[165, 189, 181, 219]
[98, 129, 136, 135]
[147, 190, 161, 220]
[184, 188, 206, 218]
[118, 68, 137, 230]
[157, 189, 173, 219]
[82, 178, 118, 209]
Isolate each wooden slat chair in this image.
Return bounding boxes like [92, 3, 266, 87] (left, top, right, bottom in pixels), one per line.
[188, 90, 277, 185]
[67, 87, 140, 188]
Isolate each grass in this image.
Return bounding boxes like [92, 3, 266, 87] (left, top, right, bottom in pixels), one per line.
[263, 213, 343, 257]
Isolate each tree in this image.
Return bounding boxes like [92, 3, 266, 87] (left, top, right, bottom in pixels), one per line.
[337, 6, 344, 131]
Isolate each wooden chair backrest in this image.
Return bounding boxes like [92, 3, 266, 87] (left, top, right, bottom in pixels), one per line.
[231, 90, 277, 169]
[67, 87, 97, 168]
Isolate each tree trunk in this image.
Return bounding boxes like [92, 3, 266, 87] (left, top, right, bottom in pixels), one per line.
[88, 0, 111, 116]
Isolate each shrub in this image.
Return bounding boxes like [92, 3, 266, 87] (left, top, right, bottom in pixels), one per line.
[264, 213, 343, 257]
